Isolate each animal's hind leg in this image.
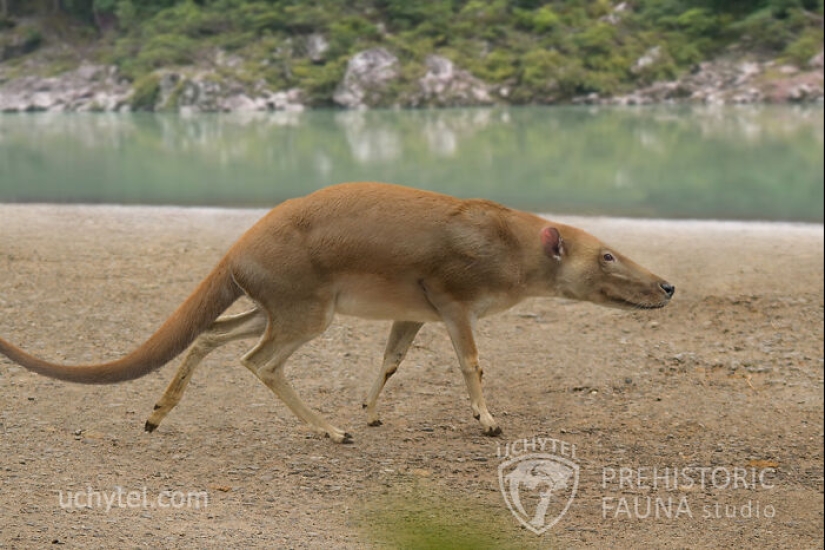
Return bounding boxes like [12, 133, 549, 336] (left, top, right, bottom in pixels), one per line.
[242, 304, 351, 442]
[145, 308, 267, 432]
[363, 321, 423, 427]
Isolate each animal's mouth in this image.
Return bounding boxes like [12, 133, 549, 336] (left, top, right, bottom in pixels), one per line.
[603, 293, 671, 310]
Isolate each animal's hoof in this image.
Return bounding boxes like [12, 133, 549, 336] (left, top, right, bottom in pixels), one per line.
[483, 425, 502, 437]
[367, 419, 383, 427]
[325, 430, 354, 444]
[144, 421, 158, 433]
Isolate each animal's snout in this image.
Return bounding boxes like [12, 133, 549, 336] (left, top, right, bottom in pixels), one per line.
[659, 281, 675, 298]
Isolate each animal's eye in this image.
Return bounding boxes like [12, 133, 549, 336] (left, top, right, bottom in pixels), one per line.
[603, 253, 615, 262]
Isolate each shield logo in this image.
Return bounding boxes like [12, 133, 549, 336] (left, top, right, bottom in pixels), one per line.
[498, 453, 579, 535]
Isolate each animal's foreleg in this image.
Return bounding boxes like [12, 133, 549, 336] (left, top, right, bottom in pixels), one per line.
[442, 313, 501, 436]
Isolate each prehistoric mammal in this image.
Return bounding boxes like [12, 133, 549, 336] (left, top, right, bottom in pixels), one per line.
[0, 182, 674, 443]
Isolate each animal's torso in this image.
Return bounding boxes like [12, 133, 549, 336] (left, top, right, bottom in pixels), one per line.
[229, 182, 547, 322]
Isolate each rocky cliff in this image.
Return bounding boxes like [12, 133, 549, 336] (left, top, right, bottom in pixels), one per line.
[0, 46, 822, 113]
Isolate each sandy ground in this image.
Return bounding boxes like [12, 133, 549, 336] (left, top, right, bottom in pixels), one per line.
[0, 204, 822, 550]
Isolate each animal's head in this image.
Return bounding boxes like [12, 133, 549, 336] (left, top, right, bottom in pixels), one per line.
[540, 225, 674, 310]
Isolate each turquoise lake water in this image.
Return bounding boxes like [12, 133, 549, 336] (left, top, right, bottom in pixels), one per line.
[0, 105, 822, 222]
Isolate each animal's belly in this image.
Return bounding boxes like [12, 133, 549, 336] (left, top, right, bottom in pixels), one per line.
[333, 275, 440, 322]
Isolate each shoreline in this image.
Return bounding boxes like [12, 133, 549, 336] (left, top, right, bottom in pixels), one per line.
[1, 202, 823, 230]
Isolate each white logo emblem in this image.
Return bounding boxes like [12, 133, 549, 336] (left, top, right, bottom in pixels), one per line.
[498, 453, 579, 534]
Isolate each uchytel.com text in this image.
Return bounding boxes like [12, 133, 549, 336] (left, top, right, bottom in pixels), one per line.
[601, 466, 777, 520]
[58, 487, 209, 513]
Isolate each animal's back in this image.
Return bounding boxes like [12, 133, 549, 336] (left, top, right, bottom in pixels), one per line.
[254, 182, 518, 273]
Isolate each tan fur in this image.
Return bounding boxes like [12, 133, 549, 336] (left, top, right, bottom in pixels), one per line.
[0, 182, 674, 443]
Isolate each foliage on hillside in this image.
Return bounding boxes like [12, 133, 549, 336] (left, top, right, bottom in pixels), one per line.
[1, 0, 823, 105]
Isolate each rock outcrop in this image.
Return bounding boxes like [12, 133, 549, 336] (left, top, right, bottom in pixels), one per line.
[0, 63, 305, 113]
[306, 33, 329, 63]
[809, 49, 823, 70]
[1, 47, 821, 112]
[154, 71, 304, 113]
[414, 55, 492, 107]
[595, 57, 823, 106]
[333, 50, 493, 109]
[0, 63, 131, 112]
[333, 48, 399, 109]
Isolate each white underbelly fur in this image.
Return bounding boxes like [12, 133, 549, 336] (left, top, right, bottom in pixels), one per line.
[333, 275, 440, 322]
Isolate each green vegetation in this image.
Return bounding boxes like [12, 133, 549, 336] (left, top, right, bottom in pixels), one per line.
[129, 72, 161, 110]
[358, 478, 531, 550]
[0, 0, 822, 105]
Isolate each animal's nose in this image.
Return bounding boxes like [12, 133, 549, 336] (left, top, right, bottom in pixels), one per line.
[659, 282, 675, 298]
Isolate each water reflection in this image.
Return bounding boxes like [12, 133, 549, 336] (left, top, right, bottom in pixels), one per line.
[335, 111, 402, 163]
[0, 105, 821, 221]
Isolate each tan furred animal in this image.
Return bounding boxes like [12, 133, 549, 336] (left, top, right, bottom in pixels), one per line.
[0, 182, 674, 443]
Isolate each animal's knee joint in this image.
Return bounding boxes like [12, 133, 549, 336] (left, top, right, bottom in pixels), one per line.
[462, 363, 483, 376]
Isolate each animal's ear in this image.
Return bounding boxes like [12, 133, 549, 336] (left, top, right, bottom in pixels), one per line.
[540, 226, 566, 260]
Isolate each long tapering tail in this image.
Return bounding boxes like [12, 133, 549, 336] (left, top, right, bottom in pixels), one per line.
[0, 259, 243, 384]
